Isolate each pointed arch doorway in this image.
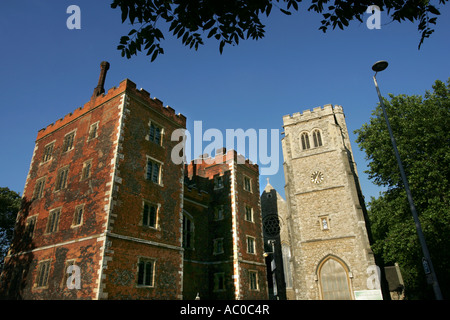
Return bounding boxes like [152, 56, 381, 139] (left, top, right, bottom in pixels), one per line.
[317, 256, 352, 300]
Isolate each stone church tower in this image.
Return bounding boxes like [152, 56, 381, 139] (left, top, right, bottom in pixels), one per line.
[281, 104, 379, 300]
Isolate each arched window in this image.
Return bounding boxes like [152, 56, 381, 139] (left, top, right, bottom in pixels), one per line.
[300, 132, 310, 150]
[312, 129, 322, 147]
[318, 257, 352, 300]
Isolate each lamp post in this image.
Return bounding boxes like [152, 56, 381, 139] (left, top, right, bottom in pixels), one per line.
[371, 61, 443, 300]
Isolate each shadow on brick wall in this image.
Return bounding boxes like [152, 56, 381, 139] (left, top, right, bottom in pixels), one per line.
[0, 197, 35, 299]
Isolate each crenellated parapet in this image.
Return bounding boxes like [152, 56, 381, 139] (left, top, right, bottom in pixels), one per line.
[36, 77, 186, 141]
[186, 148, 259, 177]
[282, 104, 344, 127]
[124, 78, 186, 126]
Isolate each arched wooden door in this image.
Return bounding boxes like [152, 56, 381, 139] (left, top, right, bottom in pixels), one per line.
[318, 257, 352, 300]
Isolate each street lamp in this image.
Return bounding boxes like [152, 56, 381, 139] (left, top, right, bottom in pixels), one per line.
[372, 61, 443, 300]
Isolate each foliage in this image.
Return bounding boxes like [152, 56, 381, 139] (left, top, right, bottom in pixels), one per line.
[355, 79, 450, 299]
[0, 187, 21, 271]
[111, 0, 448, 61]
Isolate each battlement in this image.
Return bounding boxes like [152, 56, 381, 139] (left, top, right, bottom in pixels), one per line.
[127, 80, 186, 127]
[282, 104, 344, 127]
[36, 78, 186, 141]
[186, 148, 259, 178]
[184, 175, 211, 199]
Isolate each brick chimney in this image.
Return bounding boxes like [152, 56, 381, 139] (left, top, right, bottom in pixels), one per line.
[93, 61, 110, 97]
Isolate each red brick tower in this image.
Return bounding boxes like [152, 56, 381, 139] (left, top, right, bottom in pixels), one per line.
[183, 149, 268, 300]
[0, 62, 186, 299]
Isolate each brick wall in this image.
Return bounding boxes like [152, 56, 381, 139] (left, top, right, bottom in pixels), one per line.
[97, 82, 186, 299]
[0, 77, 188, 300]
[0, 70, 269, 301]
[0, 85, 125, 299]
[183, 149, 268, 300]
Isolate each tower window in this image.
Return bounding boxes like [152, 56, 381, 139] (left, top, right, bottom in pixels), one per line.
[35, 260, 51, 288]
[263, 215, 281, 237]
[55, 167, 69, 191]
[313, 129, 323, 147]
[42, 142, 54, 163]
[249, 271, 259, 291]
[25, 216, 37, 240]
[33, 177, 46, 200]
[88, 122, 99, 140]
[245, 206, 253, 222]
[81, 160, 92, 180]
[73, 205, 84, 227]
[246, 236, 256, 254]
[301, 132, 310, 150]
[183, 214, 194, 249]
[243, 176, 252, 192]
[63, 131, 75, 152]
[214, 205, 224, 221]
[146, 158, 161, 184]
[46, 208, 61, 234]
[214, 176, 224, 189]
[149, 122, 163, 145]
[143, 202, 158, 228]
[213, 238, 224, 254]
[137, 258, 155, 287]
[214, 273, 226, 292]
[320, 216, 330, 230]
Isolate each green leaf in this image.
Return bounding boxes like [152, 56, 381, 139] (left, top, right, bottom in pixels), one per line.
[207, 27, 218, 38]
[266, 3, 272, 17]
[236, 28, 244, 39]
[182, 31, 189, 44]
[114, 0, 445, 62]
[203, 19, 215, 30]
[219, 40, 225, 54]
[169, 20, 178, 32]
[173, 24, 182, 36]
[279, 8, 292, 15]
[151, 50, 158, 62]
[427, 5, 441, 15]
[121, 5, 128, 23]
[119, 36, 129, 45]
[146, 44, 156, 55]
[129, 5, 136, 24]
[177, 27, 185, 39]
[154, 28, 164, 40]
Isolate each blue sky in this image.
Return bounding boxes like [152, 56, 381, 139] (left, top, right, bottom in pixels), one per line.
[1, 1, 449, 203]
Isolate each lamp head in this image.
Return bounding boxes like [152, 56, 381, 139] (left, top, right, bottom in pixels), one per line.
[372, 60, 389, 73]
